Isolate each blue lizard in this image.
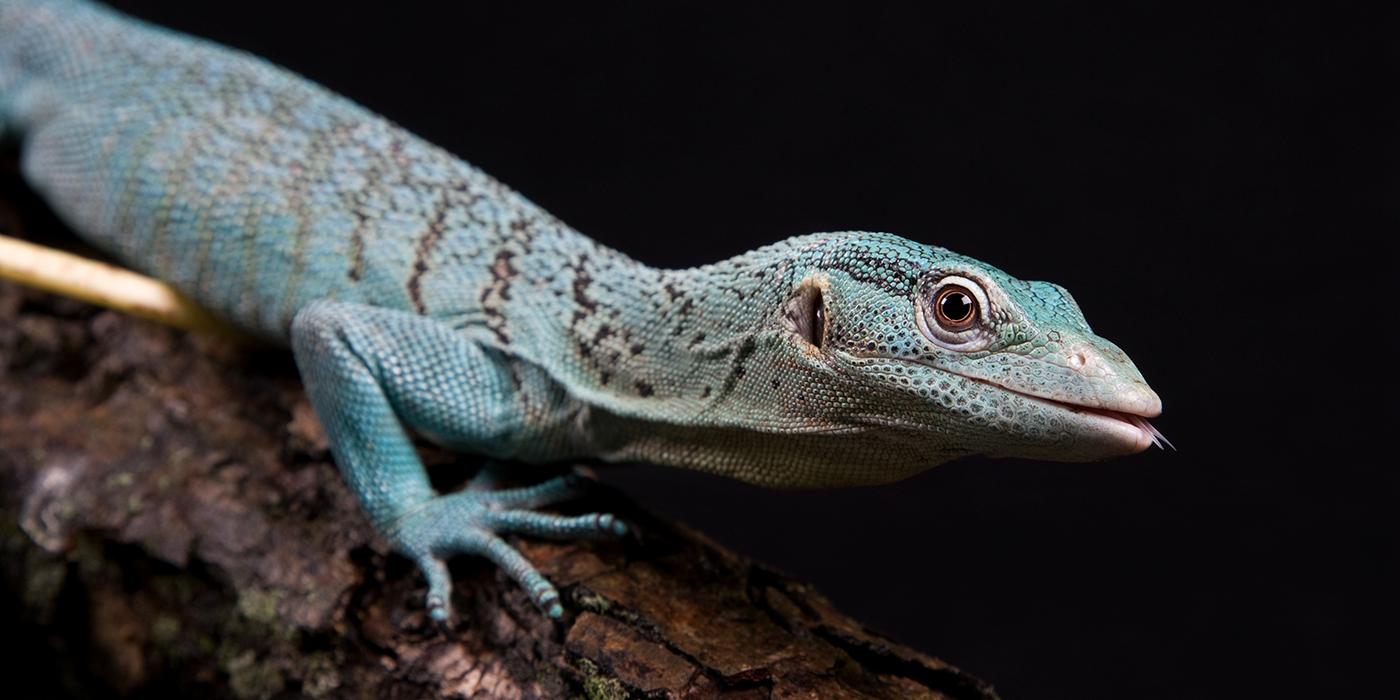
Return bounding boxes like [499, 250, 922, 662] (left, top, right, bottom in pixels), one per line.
[0, 0, 1164, 621]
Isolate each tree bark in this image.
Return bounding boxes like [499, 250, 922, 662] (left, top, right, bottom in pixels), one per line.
[0, 189, 1000, 699]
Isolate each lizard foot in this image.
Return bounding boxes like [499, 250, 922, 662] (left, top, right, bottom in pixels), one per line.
[386, 471, 627, 622]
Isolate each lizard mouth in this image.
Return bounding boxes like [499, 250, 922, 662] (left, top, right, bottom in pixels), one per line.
[882, 356, 1169, 455]
[1023, 394, 1172, 452]
[945, 370, 1171, 454]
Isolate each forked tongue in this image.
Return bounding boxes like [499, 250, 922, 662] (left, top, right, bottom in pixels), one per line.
[1128, 416, 1175, 451]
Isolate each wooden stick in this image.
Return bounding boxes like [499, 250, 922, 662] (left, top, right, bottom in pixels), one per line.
[0, 233, 228, 334]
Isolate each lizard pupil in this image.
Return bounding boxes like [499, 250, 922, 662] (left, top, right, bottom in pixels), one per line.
[940, 292, 971, 320]
[935, 287, 976, 329]
[810, 291, 826, 348]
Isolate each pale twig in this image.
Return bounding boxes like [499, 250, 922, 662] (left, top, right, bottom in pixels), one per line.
[0, 233, 230, 335]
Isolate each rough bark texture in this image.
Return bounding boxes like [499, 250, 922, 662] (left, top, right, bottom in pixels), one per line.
[0, 188, 1000, 699]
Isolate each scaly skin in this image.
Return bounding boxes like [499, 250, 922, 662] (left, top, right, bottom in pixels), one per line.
[1, 0, 1163, 620]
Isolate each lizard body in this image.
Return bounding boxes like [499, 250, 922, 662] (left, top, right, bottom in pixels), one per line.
[1, 0, 1164, 620]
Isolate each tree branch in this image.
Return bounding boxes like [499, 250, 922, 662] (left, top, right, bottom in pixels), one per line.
[0, 189, 999, 699]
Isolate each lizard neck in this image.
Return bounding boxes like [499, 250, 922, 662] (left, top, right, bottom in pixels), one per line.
[522, 235, 802, 419]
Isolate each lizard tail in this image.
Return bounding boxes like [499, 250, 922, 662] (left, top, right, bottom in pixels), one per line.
[1, 0, 114, 136]
[0, 4, 235, 335]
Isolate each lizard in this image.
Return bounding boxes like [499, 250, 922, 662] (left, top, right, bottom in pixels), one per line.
[0, 0, 1166, 622]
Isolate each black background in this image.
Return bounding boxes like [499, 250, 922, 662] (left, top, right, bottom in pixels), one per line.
[22, 2, 1399, 698]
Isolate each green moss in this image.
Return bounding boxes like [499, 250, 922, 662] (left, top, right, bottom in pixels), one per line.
[577, 658, 631, 700]
[236, 587, 282, 623]
[223, 649, 286, 700]
[298, 652, 342, 698]
[151, 614, 181, 644]
[575, 591, 643, 628]
[20, 546, 67, 616]
[574, 591, 613, 614]
[227, 586, 299, 645]
[148, 572, 201, 606]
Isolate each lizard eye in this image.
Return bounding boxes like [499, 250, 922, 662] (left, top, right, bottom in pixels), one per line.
[918, 275, 992, 351]
[934, 286, 977, 331]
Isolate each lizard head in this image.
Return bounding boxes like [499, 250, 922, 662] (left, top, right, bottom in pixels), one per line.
[769, 231, 1164, 474]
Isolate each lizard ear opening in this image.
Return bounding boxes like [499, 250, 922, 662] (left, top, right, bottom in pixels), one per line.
[785, 282, 826, 349]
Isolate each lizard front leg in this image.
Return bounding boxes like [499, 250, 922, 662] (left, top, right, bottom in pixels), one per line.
[290, 300, 625, 621]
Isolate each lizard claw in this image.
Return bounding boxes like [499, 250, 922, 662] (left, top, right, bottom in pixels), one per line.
[393, 474, 626, 621]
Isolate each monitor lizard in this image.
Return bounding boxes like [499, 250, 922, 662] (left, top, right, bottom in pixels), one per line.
[0, 0, 1166, 621]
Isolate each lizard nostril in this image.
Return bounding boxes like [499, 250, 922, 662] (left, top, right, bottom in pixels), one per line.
[1068, 352, 1087, 370]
